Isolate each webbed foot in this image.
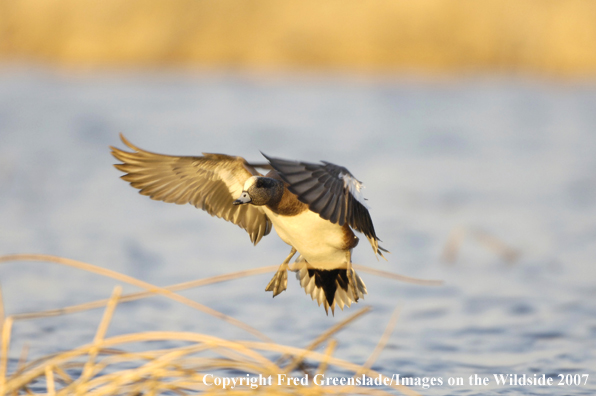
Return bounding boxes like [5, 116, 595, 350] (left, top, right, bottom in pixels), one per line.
[265, 264, 288, 297]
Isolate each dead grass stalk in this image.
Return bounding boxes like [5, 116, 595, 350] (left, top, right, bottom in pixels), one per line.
[0, 254, 440, 396]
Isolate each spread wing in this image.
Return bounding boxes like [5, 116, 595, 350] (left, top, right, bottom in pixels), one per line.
[111, 134, 272, 245]
[263, 154, 388, 259]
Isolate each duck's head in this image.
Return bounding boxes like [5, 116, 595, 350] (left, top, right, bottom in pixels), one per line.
[233, 176, 282, 206]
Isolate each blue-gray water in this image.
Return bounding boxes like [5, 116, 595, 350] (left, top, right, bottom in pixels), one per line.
[1, 68, 595, 395]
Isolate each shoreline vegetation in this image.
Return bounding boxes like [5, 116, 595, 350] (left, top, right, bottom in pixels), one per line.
[0, 254, 441, 395]
[1, 0, 595, 76]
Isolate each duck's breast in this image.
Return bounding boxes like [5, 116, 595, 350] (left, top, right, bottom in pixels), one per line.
[264, 208, 352, 267]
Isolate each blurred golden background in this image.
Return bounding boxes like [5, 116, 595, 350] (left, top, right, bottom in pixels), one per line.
[3, 1, 596, 394]
[2, 0, 596, 76]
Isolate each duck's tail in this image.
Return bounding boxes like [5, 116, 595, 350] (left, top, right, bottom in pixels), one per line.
[292, 256, 367, 315]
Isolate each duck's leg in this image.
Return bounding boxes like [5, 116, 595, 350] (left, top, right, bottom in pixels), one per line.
[346, 250, 361, 302]
[265, 247, 297, 297]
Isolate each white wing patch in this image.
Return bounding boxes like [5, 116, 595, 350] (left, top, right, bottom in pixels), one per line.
[340, 173, 369, 209]
[242, 176, 258, 191]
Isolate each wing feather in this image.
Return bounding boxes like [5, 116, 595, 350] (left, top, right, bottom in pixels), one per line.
[263, 154, 388, 258]
[319, 194, 338, 220]
[111, 134, 272, 245]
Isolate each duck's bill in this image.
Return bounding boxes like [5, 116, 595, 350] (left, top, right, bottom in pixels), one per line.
[233, 191, 251, 205]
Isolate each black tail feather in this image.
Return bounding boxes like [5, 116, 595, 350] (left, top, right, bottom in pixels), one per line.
[296, 264, 367, 315]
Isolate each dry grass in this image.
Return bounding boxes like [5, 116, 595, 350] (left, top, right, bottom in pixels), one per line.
[0, 0, 595, 76]
[441, 227, 520, 265]
[0, 254, 442, 396]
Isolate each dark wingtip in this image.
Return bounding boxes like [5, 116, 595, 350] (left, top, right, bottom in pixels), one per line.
[260, 151, 272, 161]
[378, 244, 390, 261]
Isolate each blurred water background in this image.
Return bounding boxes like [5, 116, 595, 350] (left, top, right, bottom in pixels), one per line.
[1, 1, 596, 395]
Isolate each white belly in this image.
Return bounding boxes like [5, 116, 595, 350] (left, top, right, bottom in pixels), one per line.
[263, 208, 348, 268]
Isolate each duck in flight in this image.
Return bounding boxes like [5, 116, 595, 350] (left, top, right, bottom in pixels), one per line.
[111, 135, 388, 314]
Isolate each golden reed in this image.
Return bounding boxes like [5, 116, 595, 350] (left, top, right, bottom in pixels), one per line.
[0, 254, 442, 395]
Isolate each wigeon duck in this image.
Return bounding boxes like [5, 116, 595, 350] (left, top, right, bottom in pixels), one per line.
[111, 135, 388, 314]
